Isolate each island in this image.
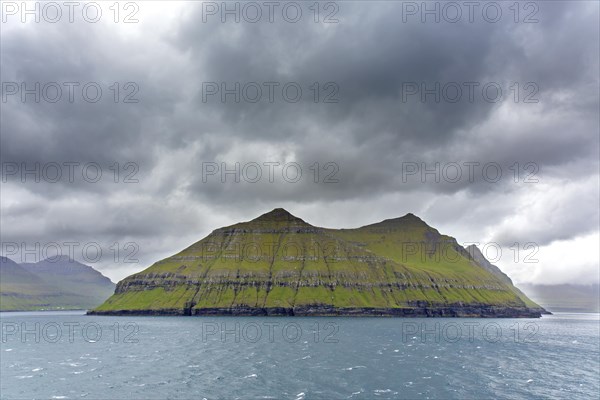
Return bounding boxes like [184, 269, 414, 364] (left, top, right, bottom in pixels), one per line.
[90, 208, 547, 317]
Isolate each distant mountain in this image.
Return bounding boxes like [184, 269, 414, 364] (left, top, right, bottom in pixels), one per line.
[464, 245, 597, 313]
[0, 256, 115, 311]
[21, 256, 115, 301]
[91, 208, 545, 317]
[518, 283, 600, 313]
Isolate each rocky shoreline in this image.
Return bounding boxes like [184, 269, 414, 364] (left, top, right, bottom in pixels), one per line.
[88, 304, 547, 318]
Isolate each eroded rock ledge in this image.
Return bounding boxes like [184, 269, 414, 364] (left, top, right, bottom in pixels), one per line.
[88, 304, 543, 318]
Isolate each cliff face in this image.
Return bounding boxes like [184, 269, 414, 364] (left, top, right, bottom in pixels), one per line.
[91, 209, 545, 317]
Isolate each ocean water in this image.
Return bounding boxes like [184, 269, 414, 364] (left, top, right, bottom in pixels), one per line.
[1, 312, 598, 399]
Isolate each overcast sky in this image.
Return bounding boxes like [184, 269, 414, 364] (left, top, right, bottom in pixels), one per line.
[1, 1, 598, 285]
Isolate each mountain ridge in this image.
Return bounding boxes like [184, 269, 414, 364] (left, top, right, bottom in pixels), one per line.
[91, 208, 546, 317]
[0, 256, 115, 311]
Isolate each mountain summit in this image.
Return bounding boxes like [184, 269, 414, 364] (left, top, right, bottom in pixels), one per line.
[91, 209, 545, 317]
[252, 208, 305, 222]
[359, 212, 431, 230]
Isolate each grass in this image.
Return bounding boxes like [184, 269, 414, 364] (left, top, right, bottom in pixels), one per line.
[92, 209, 542, 313]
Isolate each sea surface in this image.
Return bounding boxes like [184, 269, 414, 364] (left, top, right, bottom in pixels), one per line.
[1, 311, 598, 399]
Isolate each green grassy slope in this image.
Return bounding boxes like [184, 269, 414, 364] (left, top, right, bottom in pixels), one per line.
[94, 209, 543, 315]
[327, 215, 541, 308]
[465, 244, 543, 310]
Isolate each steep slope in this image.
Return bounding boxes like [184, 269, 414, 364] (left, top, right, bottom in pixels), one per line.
[465, 244, 513, 285]
[92, 209, 544, 317]
[465, 245, 545, 312]
[328, 214, 544, 312]
[0, 256, 115, 311]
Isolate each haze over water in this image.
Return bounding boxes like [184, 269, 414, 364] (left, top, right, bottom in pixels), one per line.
[1, 312, 598, 399]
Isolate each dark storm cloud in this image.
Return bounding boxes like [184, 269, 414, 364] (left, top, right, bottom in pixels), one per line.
[1, 1, 598, 283]
[1, 19, 191, 189]
[173, 1, 598, 202]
